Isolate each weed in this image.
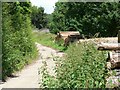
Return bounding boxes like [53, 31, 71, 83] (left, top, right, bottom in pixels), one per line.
[41, 41, 107, 88]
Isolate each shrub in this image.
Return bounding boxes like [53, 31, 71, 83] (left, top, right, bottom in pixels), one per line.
[42, 41, 107, 88]
[2, 2, 38, 80]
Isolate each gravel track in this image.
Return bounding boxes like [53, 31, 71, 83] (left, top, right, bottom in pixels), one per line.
[0, 43, 64, 89]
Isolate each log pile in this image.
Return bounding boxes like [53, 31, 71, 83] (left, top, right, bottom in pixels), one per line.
[98, 43, 120, 69]
[98, 44, 120, 88]
[55, 31, 83, 46]
[107, 51, 120, 69]
[98, 43, 120, 51]
[98, 31, 120, 88]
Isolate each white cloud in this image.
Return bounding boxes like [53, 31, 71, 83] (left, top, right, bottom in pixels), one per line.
[30, 0, 58, 14]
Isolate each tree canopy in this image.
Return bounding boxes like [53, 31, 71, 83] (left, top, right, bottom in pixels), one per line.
[31, 6, 47, 29]
[48, 2, 120, 37]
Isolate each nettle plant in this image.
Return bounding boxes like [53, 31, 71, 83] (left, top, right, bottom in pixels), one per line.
[41, 41, 107, 88]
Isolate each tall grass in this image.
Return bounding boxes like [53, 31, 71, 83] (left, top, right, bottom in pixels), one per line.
[33, 31, 66, 51]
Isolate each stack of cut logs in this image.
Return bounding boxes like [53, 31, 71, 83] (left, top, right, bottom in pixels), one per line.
[98, 31, 120, 88]
[98, 43, 120, 69]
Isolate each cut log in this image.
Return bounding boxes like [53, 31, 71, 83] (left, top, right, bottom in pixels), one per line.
[98, 43, 120, 50]
[108, 51, 120, 60]
[55, 31, 82, 46]
[107, 51, 120, 69]
[111, 56, 120, 69]
[107, 61, 120, 69]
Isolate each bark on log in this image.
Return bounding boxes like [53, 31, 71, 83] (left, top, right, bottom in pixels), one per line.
[98, 43, 120, 50]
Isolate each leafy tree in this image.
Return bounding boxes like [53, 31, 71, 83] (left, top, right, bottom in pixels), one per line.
[48, 2, 68, 34]
[49, 2, 120, 37]
[31, 6, 47, 29]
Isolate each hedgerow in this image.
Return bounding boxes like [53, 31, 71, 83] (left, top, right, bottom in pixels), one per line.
[2, 2, 38, 80]
[41, 42, 107, 88]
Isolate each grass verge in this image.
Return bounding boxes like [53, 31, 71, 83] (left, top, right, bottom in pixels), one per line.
[33, 31, 66, 51]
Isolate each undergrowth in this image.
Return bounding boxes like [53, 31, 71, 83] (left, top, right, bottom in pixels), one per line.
[41, 41, 107, 88]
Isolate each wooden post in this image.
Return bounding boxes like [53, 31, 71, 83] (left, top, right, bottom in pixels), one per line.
[0, 1, 2, 82]
[118, 30, 120, 43]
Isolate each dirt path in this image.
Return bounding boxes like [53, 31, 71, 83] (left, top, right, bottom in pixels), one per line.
[0, 43, 64, 89]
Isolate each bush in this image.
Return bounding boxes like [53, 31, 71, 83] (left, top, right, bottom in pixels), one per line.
[2, 2, 38, 80]
[42, 42, 107, 88]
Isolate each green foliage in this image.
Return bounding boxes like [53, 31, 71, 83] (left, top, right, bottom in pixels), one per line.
[48, 2, 68, 34]
[42, 42, 107, 88]
[46, 14, 53, 28]
[49, 2, 120, 37]
[40, 61, 59, 88]
[33, 31, 66, 51]
[2, 2, 38, 80]
[31, 6, 47, 29]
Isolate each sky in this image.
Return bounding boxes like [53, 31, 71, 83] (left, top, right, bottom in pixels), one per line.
[30, 0, 58, 14]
